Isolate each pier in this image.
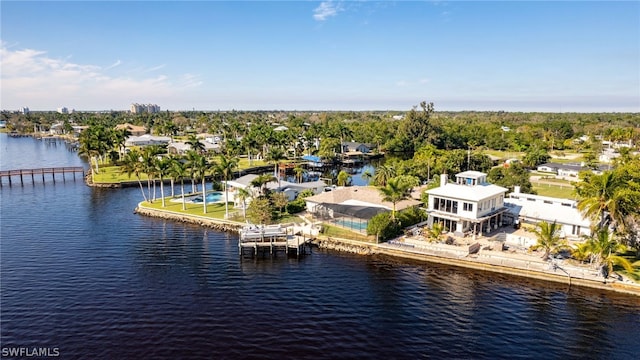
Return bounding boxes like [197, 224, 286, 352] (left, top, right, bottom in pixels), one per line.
[239, 224, 311, 257]
[0, 167, 85, 186]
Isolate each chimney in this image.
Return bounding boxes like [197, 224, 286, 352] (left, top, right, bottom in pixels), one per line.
[514, 185, 521, 194]
[440, 173, 448, 187]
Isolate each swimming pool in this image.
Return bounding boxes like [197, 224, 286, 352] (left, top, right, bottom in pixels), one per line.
[333, 218, 368, 232]
[192, 191, 225, 203]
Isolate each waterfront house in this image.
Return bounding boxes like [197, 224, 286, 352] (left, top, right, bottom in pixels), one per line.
[224, 174, 327, 206]
[425, 171, 508, 237]
[503, 187, 591, 240]
[341, 142, 375, 154]
[304, 186, 422, 230]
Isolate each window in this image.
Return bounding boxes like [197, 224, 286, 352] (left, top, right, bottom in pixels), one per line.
[432, 197, 458, 214]
[463, 202, 473, 211]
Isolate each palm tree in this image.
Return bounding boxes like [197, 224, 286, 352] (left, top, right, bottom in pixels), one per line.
[293, 165, 307, 183]
[190, 153, 211, 214]
[154, 156, 172, 207]
[169, 158, 188, 211]
[378, 177, 411, 221]
[251, 174, 277, 197]
[120, 149, 147, 202]
[215, 154, 239, 219]
[584, 229, 635, 280]
[186, 134, 205, 154]
[336, 170, 352, 187]
[185, 150, 200, 193]
[361, 170, 373, 185]
[530, 221, 566, 261]
[265, 147, 286, 186]
[372, 164, 396, 187]
[575, 172, 627, 230]
[235, 187, 252, 220]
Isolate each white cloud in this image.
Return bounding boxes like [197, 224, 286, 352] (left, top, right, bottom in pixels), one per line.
[0, 43, 202, 110]
[313, 1, 342, 21]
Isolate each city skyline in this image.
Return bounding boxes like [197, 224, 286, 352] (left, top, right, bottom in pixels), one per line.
[1, 1, 639, 112]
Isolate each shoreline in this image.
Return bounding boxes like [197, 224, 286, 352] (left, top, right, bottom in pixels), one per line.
[134, 204, 640, 297]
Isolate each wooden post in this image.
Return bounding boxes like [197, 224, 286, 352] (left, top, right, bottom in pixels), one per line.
[20, 170, 24, 186]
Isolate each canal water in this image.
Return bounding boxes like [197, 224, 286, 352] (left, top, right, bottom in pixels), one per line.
[1, 133, 639, 359]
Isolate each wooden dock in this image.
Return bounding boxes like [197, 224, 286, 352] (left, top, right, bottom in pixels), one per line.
[239, 224, 311, 257]
[0, 167, 85, 186]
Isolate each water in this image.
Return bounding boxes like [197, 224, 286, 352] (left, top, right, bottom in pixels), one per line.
[192, 191, 224, 204]
[1, 134, 640, 359]
[334, 217, 369, 232]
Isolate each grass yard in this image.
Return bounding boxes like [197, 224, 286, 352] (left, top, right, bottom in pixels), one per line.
[532, 183, 576, 199]
[321, 224, 375, 243]
[142, 197, 230, 219]
[482, 150, 524, 159]
[92, 165, 150, 183]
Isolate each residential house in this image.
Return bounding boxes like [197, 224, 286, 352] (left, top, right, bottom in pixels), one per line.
[125, 134, 171, 147]
[304, 186, 422, 226]
[224, 174, 327, 208]
[503, 187, 591, 248]
[167, 141, 220, 155]
[425, 171, 508, 237]
[115, 123, 146, 136]
[341, 142, 375, 154]
[536, 162, 608, 179]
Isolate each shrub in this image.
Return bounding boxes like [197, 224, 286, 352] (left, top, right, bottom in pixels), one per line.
[367, 212, 402, 241]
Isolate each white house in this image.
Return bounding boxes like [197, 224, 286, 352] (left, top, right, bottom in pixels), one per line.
[536, 162, 608, 179]
[341, 142, 375, 154]
[503, 188, 591, 240]
[425, 171, 508, 237]
[167, 141, 220, 155]
[224, 174, 327, 209]
[125, 134, 172, 147]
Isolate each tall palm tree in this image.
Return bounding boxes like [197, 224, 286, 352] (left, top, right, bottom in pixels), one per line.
[185, 150, 201, 193]
[190, 153, 211, 214]
[584, 229, 635, 280]
[215, 154, 239, 219]
[378, 177, 411, 221]
[235, 187, 252, 220]
[265, 147, 286, 186]
[154, 156, 172, 207]
[531, 221, 567, 261]
[575, 172, 627, 230]
[120, 149, 147, 202]
[169, 158, 188, 211]
[293, 165, 307, 183]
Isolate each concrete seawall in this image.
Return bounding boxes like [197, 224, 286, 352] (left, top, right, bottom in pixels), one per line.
[134, 205, 243, 233]
[314, 236, 640, 296]
[132, 207, 640, 297]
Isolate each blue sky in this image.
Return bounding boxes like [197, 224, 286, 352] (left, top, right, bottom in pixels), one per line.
[1, 1, 639, 112]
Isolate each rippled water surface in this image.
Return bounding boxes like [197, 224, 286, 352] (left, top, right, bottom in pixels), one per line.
[1, 134, 639, 359]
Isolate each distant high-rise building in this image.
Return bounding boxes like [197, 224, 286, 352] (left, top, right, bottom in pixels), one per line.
[57, 107, 69, 114]
[130, 103, 160, 114]
[20, 107, 29, 114]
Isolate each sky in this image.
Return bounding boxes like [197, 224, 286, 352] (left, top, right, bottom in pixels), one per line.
[1, 1, 639, 112]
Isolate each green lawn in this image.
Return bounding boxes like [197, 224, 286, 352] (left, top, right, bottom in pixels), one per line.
[532, 183, 576, 199]
[321, 224, 375, 243]
[141, 197, 230, 219]
[91, 158, 286, 184]
[482, 150, 524, 159]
